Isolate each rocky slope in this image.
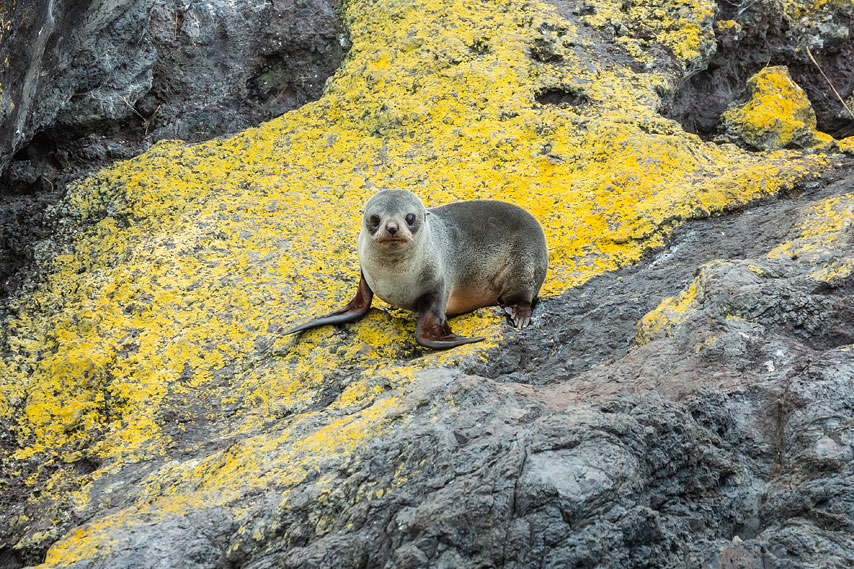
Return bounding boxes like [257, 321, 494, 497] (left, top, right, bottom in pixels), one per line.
[1, 0, 853, 568]
[0, 0, 347, 301]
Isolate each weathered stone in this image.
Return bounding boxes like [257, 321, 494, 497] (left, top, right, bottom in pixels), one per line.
[665, 0, 854, 140]
[719, 66, 835, 150]
[0, 0, 347, 183]
[0, 0, 347, 305]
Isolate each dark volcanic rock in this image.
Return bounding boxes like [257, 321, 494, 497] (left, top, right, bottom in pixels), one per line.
[0, 0, 346, 305]
[0, 0, 347, 184]
[666, 0, 854, 139]
[229, 377, 743, 569]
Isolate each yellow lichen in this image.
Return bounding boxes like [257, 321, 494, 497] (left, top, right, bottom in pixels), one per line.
[781, 0, 853, 21]
[769, 194, 854, 284]
[720, 66, 834, 150]
[636, 276, 703, 344]
[583, 0, 716, 68]
[716, 20, 741, 33]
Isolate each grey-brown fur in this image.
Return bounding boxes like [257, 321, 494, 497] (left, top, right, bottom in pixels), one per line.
[359, 190, 547, 321]
[287, 188, 548, 349]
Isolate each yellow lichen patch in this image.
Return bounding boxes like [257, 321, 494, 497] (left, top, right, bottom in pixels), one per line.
[636, 275, 703, 344]
[781, 0, 854, 21]
[769, 194, 854, 283]
[716, 20, 741, 33]
[0, 0, 841, 561]
[583, 0, 716, 68]
[810, 259, 854, 283]
[334, 376, 389, 410]
[720, 66, 835, 150]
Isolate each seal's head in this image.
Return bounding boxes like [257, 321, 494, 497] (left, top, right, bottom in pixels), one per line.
[361, 189, 427, 249]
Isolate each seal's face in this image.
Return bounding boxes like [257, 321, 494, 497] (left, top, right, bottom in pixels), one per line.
[362, 189, 426, 250]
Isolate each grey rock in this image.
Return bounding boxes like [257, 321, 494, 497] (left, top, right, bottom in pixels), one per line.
[0, 0, 346, 182]
[0, 0, 346, 306]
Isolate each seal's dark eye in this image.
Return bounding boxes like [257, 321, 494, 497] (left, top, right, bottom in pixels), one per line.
[405, 213, 416, 225]
[369, 214, 380, 226]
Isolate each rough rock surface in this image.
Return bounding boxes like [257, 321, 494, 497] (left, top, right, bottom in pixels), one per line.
[0, 0, 347, 302]
[719, 66, 835, 150]
[1, 0, 853, 568]
[664, 0, 854, 139]
[0, 0, 347, 183]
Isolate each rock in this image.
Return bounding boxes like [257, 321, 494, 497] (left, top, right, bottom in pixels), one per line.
[0, 0, 347, 185]
[719, 66, 836, 150]
[665, 0, 854, 140]
[0, 0, 347, 306]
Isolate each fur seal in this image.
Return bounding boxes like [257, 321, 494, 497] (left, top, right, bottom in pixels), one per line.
[285, 189, 548, 349]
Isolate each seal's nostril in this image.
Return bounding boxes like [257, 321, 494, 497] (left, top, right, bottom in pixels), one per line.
[387, 224, 398, 235]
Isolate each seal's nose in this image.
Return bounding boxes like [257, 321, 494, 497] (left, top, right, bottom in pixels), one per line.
[387, 223, 398, 235]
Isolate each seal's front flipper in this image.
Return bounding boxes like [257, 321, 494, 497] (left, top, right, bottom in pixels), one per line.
[284, 274, 374, 335]
[416, 310, 485, 350]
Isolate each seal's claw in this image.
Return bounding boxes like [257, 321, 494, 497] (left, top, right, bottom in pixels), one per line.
[505, 303, 533, 329]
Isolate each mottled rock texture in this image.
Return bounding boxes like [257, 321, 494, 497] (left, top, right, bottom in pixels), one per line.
[665, 0, 854, 139]
[0, 0, 346, 301]
[1, 0, 853, 568]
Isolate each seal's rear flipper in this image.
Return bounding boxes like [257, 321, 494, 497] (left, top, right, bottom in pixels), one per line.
[415, 310, 485, 350]
[503, 302, 533, 328]
[284, 274, 374, 335]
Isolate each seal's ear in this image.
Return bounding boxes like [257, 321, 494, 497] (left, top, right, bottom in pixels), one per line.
[283, 274, 374, 335]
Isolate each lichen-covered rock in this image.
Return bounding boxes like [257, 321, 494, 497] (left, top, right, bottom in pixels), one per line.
[637, 193, 853, 349]
[719, 66, 836, 150]
[0, 0, 852, 568]
[17, 174, 853, 569]
[0, 0, 347, 319]
[0, 0, 346, 186]
[666, 0, 854, 140]
[570, 0, 717, 72]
